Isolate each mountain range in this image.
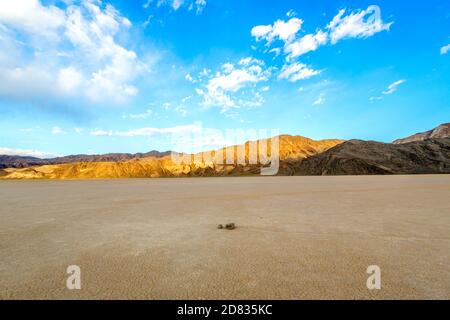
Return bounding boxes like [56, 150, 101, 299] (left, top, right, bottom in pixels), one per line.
[1, 123, 449, 179]
[0, 150, 171, 169]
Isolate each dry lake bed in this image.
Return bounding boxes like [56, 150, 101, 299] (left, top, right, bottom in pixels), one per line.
[0, 175, 449, 299]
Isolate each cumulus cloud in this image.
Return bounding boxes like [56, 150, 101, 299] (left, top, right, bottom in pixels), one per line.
[0, 147, 58, 158]
[252, 5, 392, 60]
[327, 6, 393, 44]
[251, 17, 303, 44]
[0, 0, 148, 105]
[284, 30, 327, 59]
[0, 0, 65, 38]
[195, 57, 270, 112]
[441, 44, 450, 55]
[278, 63, 321, 81]
[58, 67, 83, 93]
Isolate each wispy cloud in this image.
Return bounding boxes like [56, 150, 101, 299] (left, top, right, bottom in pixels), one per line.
[122, 109, 154, 119]
[51, 126, 66, 135]
[143, 0, 207, 14]
[0, 147, 58, 158]
[370, 79, 406, 101]
[115, 124, 202, 137]
[278, 63, 321, 82]
[382, 79, 406, 95]
[89, 129, 113, 137]
[65, 124, 202, 140]
[313, 94, 324, 106]
[327, 6, 393, 44]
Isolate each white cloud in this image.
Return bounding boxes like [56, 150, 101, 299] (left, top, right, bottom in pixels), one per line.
[174, 105, 188, 116]
[252, 5, 392, 61]
[222, 62, 234, 73]
[74, 127, 84, 134]
[181, 95, 192, 103]
[58, 66, 83, 93]
[328, 6, 393, 44]
[146, 0, 207, 14]
[369, 79, 406, 101]
[313, 94, 324, 105]
[251, 25, 273, 41]
[251, 17, 303, 44]
[0, 0, 148, 104]
[90, 129, 113, 136]
[195, 57, 270, 112]
[286, 10, 296, 18]
[382, 79, 406, 95]
[278, 63, 321, 81]
[0, 0, 65, 38]
[284, 31, 327, 59]
[185, 73, 194, 82]
[116, 124, 202, 137]
[51, 126, 65, 135]
[122, 109, 154, 119]
[237, 91, 265, 108]
[268, 47, 281, 57]
[369, 96, 383, 102]
[0, 147, 58, 158]
[440, 44, 450, 55]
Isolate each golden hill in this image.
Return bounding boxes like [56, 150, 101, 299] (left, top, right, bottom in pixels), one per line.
[0, 135, 343, 179]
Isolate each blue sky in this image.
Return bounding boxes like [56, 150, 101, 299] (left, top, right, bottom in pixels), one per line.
[0, 0, 449, 157]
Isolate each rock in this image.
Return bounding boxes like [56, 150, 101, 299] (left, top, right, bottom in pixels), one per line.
[217, 224, 223, 229]
[225, 223, 236, 230]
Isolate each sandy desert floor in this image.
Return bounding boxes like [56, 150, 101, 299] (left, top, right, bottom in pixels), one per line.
[0, 175, 449, 299]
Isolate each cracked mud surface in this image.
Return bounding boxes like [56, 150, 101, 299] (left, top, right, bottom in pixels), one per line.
[0, 175, 449, 299]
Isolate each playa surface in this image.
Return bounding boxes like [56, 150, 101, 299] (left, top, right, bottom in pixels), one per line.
[0, 175, 449, 299]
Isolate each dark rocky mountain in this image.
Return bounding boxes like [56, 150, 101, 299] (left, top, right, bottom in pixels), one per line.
[0, 151, 171, 169]
[393, 123, 450, 144]
[0, 155, 48, 169]
[287, 138, 450, 175]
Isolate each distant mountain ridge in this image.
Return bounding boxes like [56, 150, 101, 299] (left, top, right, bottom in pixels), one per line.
[393, 123, 450, 144]
[0, 150, 171, 169]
